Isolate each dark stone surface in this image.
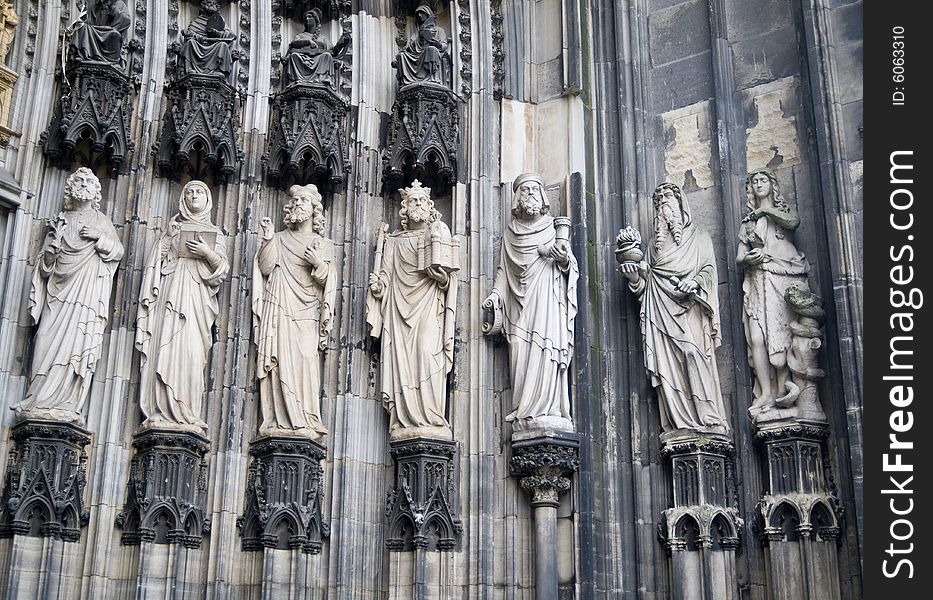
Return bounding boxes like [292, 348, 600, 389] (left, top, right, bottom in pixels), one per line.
[648, 0, 711, 67]
[649, 52, 715, 113]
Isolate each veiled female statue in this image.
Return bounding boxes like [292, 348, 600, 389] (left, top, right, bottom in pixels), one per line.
[178, 0, 236, 81]
[736, 170, 811, 416]
[69, 0, 131, 66]
[393, 3, 451, 89]
[283, 8, 350, 88]
[136, 181, 229, 432]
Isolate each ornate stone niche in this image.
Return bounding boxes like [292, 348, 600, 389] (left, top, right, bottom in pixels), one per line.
[238, 436, 329, 554]
[116, 429, 211, 548]
[157, 1, 242, 183]
[0, 0, 19, 147]
[385, 438, 462, 551]
[0, 419, 91, 542]
[754, 419, 843, 599]
[264, 0, 352, 190]
[41, 0, 141, 177]
[383, 1, 461, 192]
[657, 431, 743, 600]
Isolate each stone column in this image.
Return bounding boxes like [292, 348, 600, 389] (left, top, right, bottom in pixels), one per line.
[755, 418, 842, 600]
[657, 431, 742, 600]
[509, 430, 580, 600]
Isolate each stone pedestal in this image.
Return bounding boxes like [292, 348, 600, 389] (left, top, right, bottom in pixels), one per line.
[658, 431, 742, 600]
[41, 63, 135, 177]
[509, 429, 580, 600]
[755, 418, 842, 600]
[0, 419, 91, 542]
[237, 435, 329, 554]
[157, 73, 242, 183]
[385, 437, 461, 551]
[263, 82, 351, 189]
[383, 84, 460, 191]
[116, 428, 211, 548]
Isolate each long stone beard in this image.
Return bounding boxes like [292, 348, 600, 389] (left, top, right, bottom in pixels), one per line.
[407, 205, 431, 224]
[71, 186, 97, 204]
[519, 194, 541, 217]
[284, 204, 314, 226]
[655, 210, 684, 250]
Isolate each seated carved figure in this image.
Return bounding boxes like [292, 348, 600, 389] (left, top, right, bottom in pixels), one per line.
[393, 3, 451, 89]
[178, 0, 235, 81]
[69, 0, 131, 66]
[283, 8, 349, 88]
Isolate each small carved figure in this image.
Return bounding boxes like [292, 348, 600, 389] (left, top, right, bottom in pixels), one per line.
[178, 0, 236, 81]
[484, 173, 578, 432]
[736, 170, 810, 414]
[366, 180, 459, 441]
[16, 168, 124, 424]
[393, 3, 451, 89]
[619, 182, 728, 434]
[68, 0, 131, 67]
[136, 181, 229, 432]
[283, 8, 350, 88]
[252, 184, 336, 438]
[0, 0, 19, 64]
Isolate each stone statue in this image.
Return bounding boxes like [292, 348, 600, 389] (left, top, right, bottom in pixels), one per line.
[252, 184, 336, 439]
[178, 0, 235, 81]
[283, 8, 350, 88]
[736, 170, 811, 415]
[392, 3, 451, 89]
[366, 180, 459, 441]
[483, 173, 578, 432]
[16, 167, 124, 424]
[136, 181, 229, 432]
[618, 182, 728, 434]
[68, 0, 131, 67]
[0, 0, 18, 65]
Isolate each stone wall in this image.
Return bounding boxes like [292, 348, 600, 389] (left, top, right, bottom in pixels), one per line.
[0, 0, 862, 598]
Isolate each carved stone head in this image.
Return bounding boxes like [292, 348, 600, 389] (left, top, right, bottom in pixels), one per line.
[511, 172, 548, 219]
[284, 183, 325, 233]
[179, 180, 214, 223]
[304, 7, 323, 30]
[399, 180, 440, 229]
[651, 182, 692, 248]
[744, 169, 789, 213]
[63, 167, 103, 211]
[200, 0, 220, 15]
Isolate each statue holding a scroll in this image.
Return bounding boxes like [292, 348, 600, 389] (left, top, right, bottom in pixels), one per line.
[136, 180, 229, 432]
[366, 180, 459, 441]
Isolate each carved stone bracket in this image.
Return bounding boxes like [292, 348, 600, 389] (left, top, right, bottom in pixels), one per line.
[509, 431, 580, 508]
[41, 63, 135, 177]
[385, 437, 461, 551]
[237, 435, 329, 554]
[116, 428, 211, 549]
[0, 419, 91, 542]
[156, 74, 242, 183]
[658, 504, 743, 552]
[263, 83, 350, 189]
[383, 84, 460, 192]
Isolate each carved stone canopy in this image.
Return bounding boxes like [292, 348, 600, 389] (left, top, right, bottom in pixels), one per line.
[282, 0, 349, 23]
[157, 73, 242, 183]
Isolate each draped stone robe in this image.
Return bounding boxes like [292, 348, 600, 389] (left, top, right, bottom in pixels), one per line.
[631, 224, 728, 433]
[491, 215, 578, 429]
[394, 21, 450, 88]
[178, 12, 235, 79]
[136, 220, 229, 431]
[21, 209, 124, 423]
[366, 226, 457, 439]
[252, 230, 336, 438]
[284, 31, 338, 86]
[70, 0, 130, 66]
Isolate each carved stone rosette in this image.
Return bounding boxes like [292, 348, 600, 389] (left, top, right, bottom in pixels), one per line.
[0, 419, 91, 542]
[509, 432, 580, 508]
[658, 431, 743, 600]
[383, 84, 460, 191]
[156, 74, 242, 183]
[116, 428, 211, 548]
[41, 63, 135, 177]
[753, 418, 843, 599]
[263, 83, 350, 189]
[385, 437, 461, 551]
[237, 435, 329, 554]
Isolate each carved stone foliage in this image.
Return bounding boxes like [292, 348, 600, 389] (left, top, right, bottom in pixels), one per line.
[457, 0, 472, 95]
[42, 0, 142, 176]
[509, 433, 580, 508]
[0, 420, 91, 542]
[384, 84, 460, 191]
[385, 438, 461, 551]
[116, 429, 211, 548]
[490, 0, 504, 100]
[237, 436, 329, 554]
[156, 73, 242, 182]
[264, 84, 350, 189]
[657, 431, 743, 553]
